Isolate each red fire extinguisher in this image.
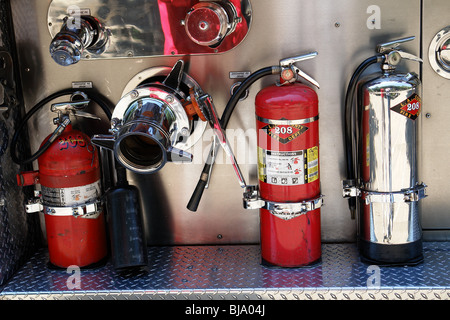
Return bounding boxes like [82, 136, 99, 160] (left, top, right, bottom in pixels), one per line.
[244, 52, 323, 267]
[13, 90, 111, 268]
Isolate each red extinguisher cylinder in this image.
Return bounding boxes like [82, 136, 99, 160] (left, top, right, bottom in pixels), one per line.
[38, 125, 107, 268]
[255, 82, 321, 267]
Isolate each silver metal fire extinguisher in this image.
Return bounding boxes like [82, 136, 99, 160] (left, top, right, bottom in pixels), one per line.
[343, 36, 427, 265]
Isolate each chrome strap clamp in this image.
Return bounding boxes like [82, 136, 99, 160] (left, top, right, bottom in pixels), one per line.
[44, 200, 102, 218]
[342, 180, 427, 204]
[243, 185, 323, 220]
[265, 197, 324, 220]
[361, 183, 427, 204]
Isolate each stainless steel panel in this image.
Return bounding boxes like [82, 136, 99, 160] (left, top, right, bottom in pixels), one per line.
[422, 0, 450, 237]
[10, 0, 424, 245]
[47, 0, 252, 59]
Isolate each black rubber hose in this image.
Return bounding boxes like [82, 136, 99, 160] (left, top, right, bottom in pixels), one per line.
[220, 66, 281, 128]
[187, 66, 281, 212]
[344, 55, 381, 217]
[10, 88, 113, 165]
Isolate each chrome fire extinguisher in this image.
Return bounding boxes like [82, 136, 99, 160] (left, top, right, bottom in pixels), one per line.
[343, 36, 427, 265]
[13, 90, 112, 268]
[244, 52, 323, 267]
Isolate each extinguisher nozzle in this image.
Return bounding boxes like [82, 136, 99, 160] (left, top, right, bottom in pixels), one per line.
[350, 208, 356, 220]
[348, 197, 356, 220]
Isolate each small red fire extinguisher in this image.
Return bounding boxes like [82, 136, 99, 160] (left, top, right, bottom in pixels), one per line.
[14, 90, 110, 268]
[244, 52, 323, 267]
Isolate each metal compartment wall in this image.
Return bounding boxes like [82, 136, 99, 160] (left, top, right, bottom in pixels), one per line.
[0, 0, 449, 301]
[9, 0, 433, 247]
[421, 0, 450, 240]
[0, 0, 40, 286]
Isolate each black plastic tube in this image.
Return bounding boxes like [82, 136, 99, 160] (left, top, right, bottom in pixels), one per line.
[106, 160, 148, 272]
[10, 88, 113, 165]
[344, 55, 381, 216]
[187, 66, 281, 212]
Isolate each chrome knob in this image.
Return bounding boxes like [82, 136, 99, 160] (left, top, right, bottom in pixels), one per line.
[184, 1, 238, 47]
[49, 16, 109, 66]
[428, 26, 450, 78]
[49, 31, 83, 66]
[437, 37, 450, 71]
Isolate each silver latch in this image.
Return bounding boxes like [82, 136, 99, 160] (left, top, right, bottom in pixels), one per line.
[25, 199, 43, 213]
[402, 183, 427, 202]
[342, 179, 360, 198]
[243, 185, 266, 209]
[25, 190, 43, 213]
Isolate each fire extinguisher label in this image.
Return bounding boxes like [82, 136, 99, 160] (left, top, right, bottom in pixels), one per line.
[41, 180, 101, 207]
[258, 146, 319, 185]
[390, 93, 421, 120]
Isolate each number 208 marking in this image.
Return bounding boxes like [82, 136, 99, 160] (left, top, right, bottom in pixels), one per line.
[274, 126, 293, 134]
[407, 102, 420, 111]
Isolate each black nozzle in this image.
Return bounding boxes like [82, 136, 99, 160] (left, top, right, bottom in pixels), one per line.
[106, 183, 148, 271]
[105, 163, 148, 271]
[186, 170, 209, 212]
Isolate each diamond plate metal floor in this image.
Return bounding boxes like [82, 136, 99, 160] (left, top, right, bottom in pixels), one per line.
[0, 242, 449, 300]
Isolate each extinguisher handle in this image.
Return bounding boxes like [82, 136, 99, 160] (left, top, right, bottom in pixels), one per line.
[376, 36, 416, 54]
[50, 99, 91, 112]
[279, 52, 320, 88]
[279, 52, 318, 67]
[376, 36, 422, 65]
[396, 51, 422, 63]
[51, 99, 102, 121]
[293, 67, 320, 89]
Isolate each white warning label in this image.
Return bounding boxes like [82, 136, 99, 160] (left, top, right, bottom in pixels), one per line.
[258, 146, 319, 186]
[41, 180, 101, 207]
